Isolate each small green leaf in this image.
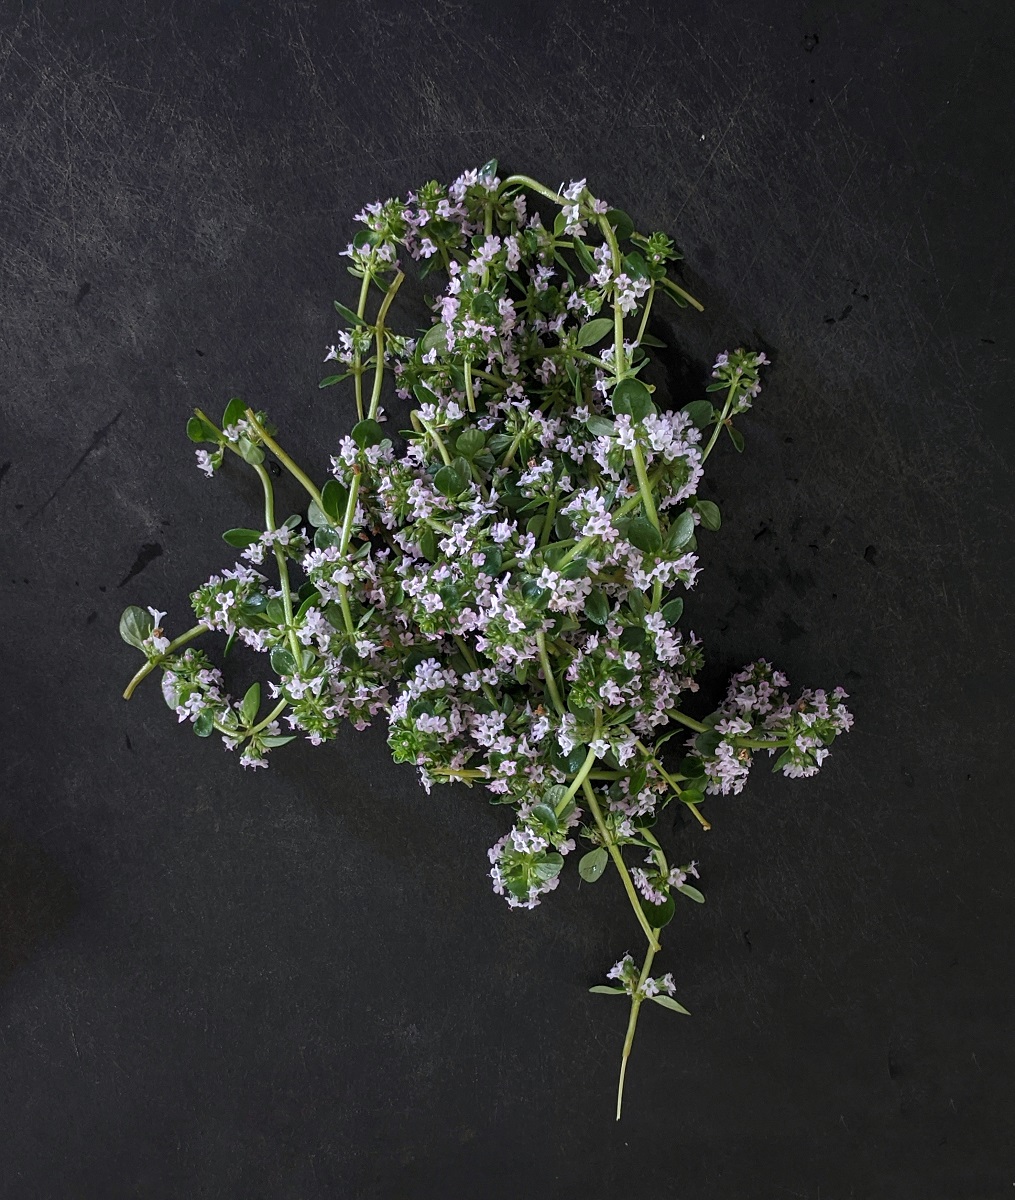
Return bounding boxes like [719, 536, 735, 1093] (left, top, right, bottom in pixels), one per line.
[531, 852, 564, 883]
[604, 209, 634, 241]
[419, 323, 447, 358]
[638, 332, 667, 348]
[694, 729, 723, 757]
[351, 419, 385, 448]
[577, 317, 614, 348]
[333, 299, 366, 326]
[627, 517, 662, 554]
[119, 605, 153, 650]
[696, 500, 721, 531]
[320, 478, 348, 523]
[623, 250, 649, 280]
[186, 415, 220, 444]
[677, 883, 705, 904]
[434, 465, 465, 498]
[619, 624, 647, 651]
[611, 377, 655, 421]
[455, 428, 486, 459]
[295, 590, 321, 621]
[680, 788, 705, 807]
[771, 749, 794, 773]
[578, 847, 608, 882]
[589, 985, 627, 995]
[241, 682, 260, 725]
[193, 710, 214, 738]
[307, 501, 328, 528]
[260, 735, 297, 748]
[586, 415, 616, 437]
[677, 755, 706, 781]
[573, 238, 598, 274]
[413, 384, 440, 407]
[270, 646, 297, 675]
[682, 400, 715, 429]
[639, 893, 676, 930]
[222, 528, 261, 549]
[541, 784, 569, 813]
[418, 527, 438, 561]
[586, 590, 610, 626]
[222, 397, 246, 429]
[237, 437, 264, 465]
[318, 374, 348, 389]
[667, 509, 696, 550]
[650, 995, 691, 1014]
[661, 598, 684, 624]
[727, 424, 745, 452]
[528, 803, 559, 832]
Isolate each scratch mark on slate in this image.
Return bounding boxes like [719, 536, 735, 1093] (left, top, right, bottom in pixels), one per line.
[30, 410, 121, 520]
[118, 542, 163, 588]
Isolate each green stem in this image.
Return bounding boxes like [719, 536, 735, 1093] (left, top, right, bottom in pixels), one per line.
[352, 255, 375, 420]
[558, 751, 598, 814]
[500, 423, 529, 469]
[639, 743, 712, 831]
[470, 367, 508, 390]
[364, 271, 405, 422]
[253, 463, 302, 661]
[701, 379, 739, 462]
[499, 175, 568, 206]
[244, 410, 323, 510]
[635, 282, 656, 346]
[367, 271, 405, 421]
[419, 417, 453, 465]
[463, 360, 476, 413]
[598, 212, 626, 377]
[735, 736, 786, 751]
[247, 698, 288, 738]
[334, 470, 362, 634]
[481, 200, 494, 289]
[431, 766, 484, 779]
[122, 624, 206, 700]
[661, 277, 705, 312]
[543, 347, 610, 370]
[666, 708, 709, 734]
[535, 630, 565, 715]
[452, 635, 498, 707]
[630, 442, 658, 529]
[581, 778, 661, 953]
[616, 937, 659, 1121]
[540, 495, 557, 547]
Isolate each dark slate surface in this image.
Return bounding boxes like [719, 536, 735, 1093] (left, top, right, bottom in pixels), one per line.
[2, 2, 1013, 1196]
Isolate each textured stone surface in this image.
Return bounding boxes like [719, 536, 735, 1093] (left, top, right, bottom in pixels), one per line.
[2, 2, 1012, 1196]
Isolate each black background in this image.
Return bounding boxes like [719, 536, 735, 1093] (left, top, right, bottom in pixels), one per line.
[2, 2, 1013, 1196]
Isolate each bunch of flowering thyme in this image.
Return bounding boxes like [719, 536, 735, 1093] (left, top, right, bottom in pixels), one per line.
[120, 162, 852, 1118]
